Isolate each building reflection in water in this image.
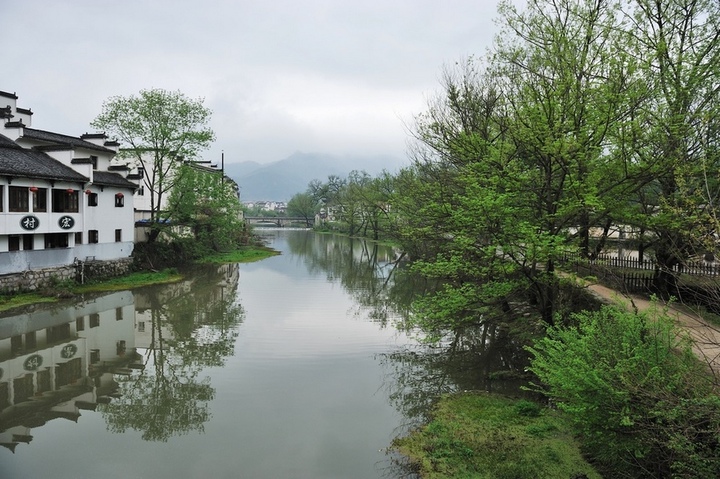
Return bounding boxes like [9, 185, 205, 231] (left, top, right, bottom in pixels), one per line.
[0, 262, 240, 452]
[0, 291, 140, 452]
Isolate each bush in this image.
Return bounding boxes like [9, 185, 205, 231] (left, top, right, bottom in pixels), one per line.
[527, 303, 720, 478]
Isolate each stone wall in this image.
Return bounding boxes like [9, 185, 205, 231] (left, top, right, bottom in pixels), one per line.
[0, 258, 133, 294]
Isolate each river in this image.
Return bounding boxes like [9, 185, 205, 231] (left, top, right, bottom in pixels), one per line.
[0, 229, 526, 478]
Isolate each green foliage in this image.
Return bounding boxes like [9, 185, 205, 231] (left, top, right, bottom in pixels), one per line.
[286, 191, 317, 224]
[527, 304, 720, 477]
[167, 163, 247, 252]
[92, 88, 215, 235]
[306, 170, 397, 240]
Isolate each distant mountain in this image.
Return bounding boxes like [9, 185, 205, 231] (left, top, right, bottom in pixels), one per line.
[225, 152, 406, 201]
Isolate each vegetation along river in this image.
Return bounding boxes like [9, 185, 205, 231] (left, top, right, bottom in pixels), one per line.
[0, 229, 527, 478]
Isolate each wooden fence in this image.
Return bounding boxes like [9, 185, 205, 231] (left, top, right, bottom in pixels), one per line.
[562, 253, 720, 277]
[620, 272, 656, 294]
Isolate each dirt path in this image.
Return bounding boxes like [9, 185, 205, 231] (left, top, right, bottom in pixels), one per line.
[580, 279, 720, 375]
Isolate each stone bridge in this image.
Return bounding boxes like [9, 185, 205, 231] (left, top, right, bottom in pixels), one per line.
[244, 216, 315, 227]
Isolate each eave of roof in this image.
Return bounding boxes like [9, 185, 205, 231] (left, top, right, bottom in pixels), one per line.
[92, 171, 137, 190]
[23, 128, 115, 154]
[0, 145, 89, 183]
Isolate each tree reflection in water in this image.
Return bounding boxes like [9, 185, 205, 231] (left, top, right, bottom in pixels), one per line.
[99, 264, 244, 441]
[284, 232, 531, 426]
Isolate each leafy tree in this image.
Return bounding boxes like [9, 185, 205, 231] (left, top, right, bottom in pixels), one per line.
[617, 0, 720, 297]
[286, 191, 317, 227]
[527, 304, 720, 478]
[92, 88, 215, 241]
[491, 0, 635, 323]
[308, 174, 346, 206]
[167, 163, 246, 252]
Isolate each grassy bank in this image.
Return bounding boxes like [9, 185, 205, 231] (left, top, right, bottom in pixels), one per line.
[199, 245, 280, 264]
[0, 245, 278, 313]
[393, 392, 600, 479]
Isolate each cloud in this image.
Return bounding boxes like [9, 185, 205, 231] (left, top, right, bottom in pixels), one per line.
[3, 0, 500, 164]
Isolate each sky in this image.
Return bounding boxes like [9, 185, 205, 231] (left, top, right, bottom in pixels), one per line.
[3, 0, 502, 166]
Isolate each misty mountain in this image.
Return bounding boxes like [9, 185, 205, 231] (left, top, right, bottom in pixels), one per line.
[225, 152, 406, 201]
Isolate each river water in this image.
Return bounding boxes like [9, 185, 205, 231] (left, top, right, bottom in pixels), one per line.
[0, 230, 526, 478]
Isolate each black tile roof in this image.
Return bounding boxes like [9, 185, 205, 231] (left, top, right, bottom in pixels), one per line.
[93, 171, 137, 190]
[0, 136, 89, 183]
[22, 128, 115, 153]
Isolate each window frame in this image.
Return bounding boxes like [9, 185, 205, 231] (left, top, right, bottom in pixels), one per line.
[9, 186, 29, 212]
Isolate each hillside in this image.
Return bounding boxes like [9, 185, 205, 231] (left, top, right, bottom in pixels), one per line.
[225, 152, 406, 201]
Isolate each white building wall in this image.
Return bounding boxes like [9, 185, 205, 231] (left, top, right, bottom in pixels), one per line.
[83, 185, 135, 248]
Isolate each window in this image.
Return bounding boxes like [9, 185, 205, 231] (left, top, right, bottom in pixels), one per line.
[87, 192, 98, 207]
[115, 193, 125, 207]
[9, 186, 29, 212]
[44, 233, 68, 249]
[116, 307, 123, 321]
[137, 185, 145, 196]
[89, 313, 100, 328]
[47, 323, 71, 343]
[76, 317, 85, 331]
[0, 185, 3, 211]
[25, 331, 36, 350]
[8, 235, 20, 251]
[32, 188, 47, 212]
[52, 189, 79, 213]
[91, 156, 98, 170]
[115, 229, 122, 242]
[11, 335, 22, 355]
[74, 232, 82, 244]
[9, 235, 33, 251]
[89, 230, 99, 244]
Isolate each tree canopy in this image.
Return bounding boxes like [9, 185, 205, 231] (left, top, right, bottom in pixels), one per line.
[92, 88, 215, 238]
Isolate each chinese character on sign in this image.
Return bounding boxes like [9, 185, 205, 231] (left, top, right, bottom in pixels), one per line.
[24, 354, 43, 371]
[59, 216, 75, 229]
[20, 215, 39, 231]
[61, 344, 78, 359]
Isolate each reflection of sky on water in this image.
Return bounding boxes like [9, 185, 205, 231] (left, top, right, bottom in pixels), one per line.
[237, 259, 410, 360]
[0, 231, 416, 479]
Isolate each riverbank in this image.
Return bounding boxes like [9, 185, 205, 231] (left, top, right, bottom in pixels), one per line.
[393, 392, 601, 478]
[395, 274, 720, 478]
[0, 245, 278, 313]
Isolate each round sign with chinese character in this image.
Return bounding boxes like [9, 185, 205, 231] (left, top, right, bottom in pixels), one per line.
[20, 215, 39, 231]
[61, 343, 78, 359]
[24, 354, 43, 371]
[58, 216, 75, 229]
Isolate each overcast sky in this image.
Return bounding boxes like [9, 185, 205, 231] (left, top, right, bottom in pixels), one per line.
[3, 0, 501, 166]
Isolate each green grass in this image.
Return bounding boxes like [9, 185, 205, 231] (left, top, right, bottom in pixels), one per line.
[199, 246, 280, 264]
[0, 293, 57, 312]
[393, 392, 601, 479]
[72, 269, 183, 293]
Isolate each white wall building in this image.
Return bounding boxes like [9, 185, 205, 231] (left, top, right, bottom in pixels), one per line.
[0, 91, 139, 276]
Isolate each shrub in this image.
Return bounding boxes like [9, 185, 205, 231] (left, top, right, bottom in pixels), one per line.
[527, 303, 720, 478]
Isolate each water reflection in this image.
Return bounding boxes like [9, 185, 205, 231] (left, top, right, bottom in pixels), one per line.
[284, 231, 419, 327]
[275, 230, 531, 424]
[381, 326, 531, 427]
[2, 231, 531, 478]
[0, 263, 242, 450]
